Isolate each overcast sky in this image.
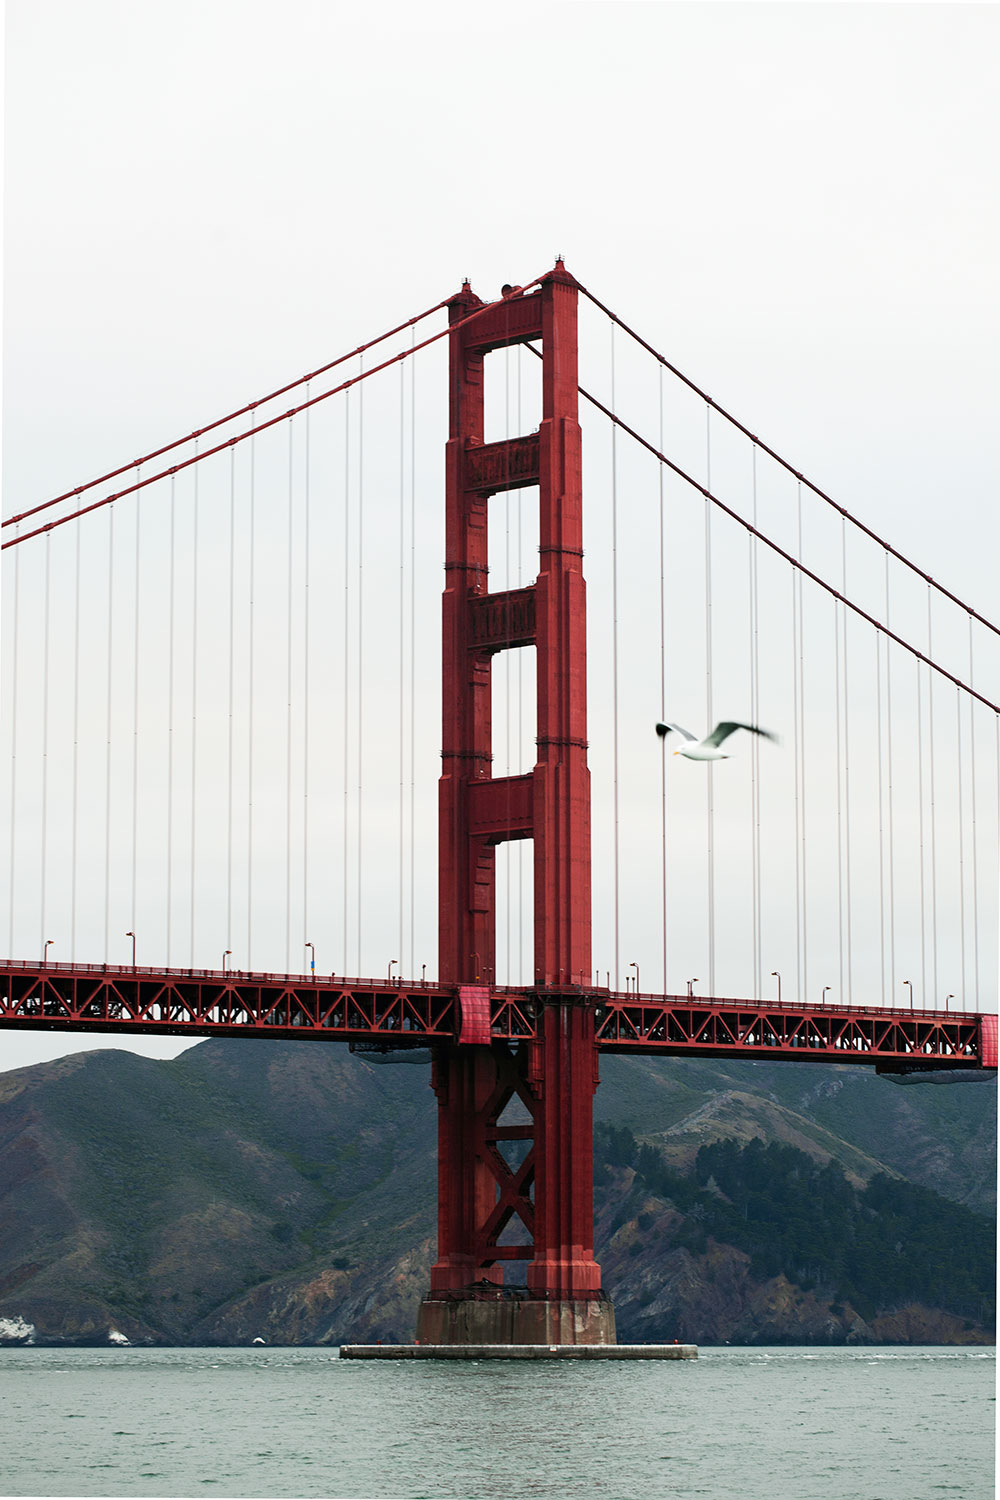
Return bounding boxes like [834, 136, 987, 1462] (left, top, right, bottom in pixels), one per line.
[2, 1, 998, 1073]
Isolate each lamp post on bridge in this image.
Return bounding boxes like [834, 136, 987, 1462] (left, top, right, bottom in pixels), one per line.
[42, 939, 53, 967]
[125, 931, 136, 967]
[305, 941, 315, 977]
[687, 978, 698, 998]
[821, 985, 831, 1005]
[903, 979, 913, 1010]
[771, 970, 781, 1003]
[946, 993, 954, 1013]
[388, 959, 397, 985]
[222, 949, 231, 975]
[629, 961, 639, 996]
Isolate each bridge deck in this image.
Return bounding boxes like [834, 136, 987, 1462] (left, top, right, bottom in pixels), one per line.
[0, 962, 994, 1071]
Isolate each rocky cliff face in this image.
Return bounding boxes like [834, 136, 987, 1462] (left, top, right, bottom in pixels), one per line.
[0, 1040, 994, 1347]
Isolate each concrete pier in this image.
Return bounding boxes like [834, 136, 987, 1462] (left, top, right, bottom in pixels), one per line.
[339, 1343, 697, 1360]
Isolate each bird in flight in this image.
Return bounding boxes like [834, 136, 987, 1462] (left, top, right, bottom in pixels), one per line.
[655, 721, 778, 760]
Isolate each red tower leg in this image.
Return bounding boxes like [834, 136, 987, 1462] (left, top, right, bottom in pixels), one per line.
[418, 264, 614, 1345]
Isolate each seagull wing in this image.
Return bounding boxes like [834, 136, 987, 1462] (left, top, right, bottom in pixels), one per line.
[656, 722, 696, 741]
[705, 721, 778, 748]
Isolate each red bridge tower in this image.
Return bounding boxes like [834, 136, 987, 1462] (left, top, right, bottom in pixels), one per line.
[417, 263, 615, 1345]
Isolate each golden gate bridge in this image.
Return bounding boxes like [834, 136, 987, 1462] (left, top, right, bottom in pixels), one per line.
[1, 261, 996, 1345]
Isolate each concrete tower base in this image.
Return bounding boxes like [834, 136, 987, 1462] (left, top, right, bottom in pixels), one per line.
[415, 1288, 617, 1347]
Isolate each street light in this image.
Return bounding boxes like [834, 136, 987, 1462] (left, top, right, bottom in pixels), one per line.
[687, 978, 698, 998]
[222, 949, 232, 974]
[421, 964, 427, 984]
[945, 993, 954, 1013]
[771, 970, 781, 1003]
[903, 979, 913, 1010]
[125, 931, 136, 966]
[821, 986, 831, 1005]
[629, 961, 639, 996]
[42, 939, 54, 966]
[305, 941, 315, 976]
[471, 952, 481, 982]
[388, 959, 397, 985]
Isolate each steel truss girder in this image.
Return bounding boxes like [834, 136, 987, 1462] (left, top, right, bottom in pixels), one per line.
[0, 966, 992, 1069]
[0, 964, 455, 1044]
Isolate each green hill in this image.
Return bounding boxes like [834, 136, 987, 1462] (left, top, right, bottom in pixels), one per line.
[0, 1038, 993, 1346]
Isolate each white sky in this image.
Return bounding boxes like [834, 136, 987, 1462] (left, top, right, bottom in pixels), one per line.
[2, 0, 998, 1072]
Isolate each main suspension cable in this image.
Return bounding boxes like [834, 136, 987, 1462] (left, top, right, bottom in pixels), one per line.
[3, 280, 552, 554]
[576, 282, 999, 640]
[566, 375, 1000, 714]
[3, 296, 456, 533]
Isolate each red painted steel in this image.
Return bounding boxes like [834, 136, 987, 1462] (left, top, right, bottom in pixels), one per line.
[432, 262, 601, 1303]
[457, 986, 492, 1046]
[1, 263, 995, 1338]
[0, 963, 992, 1070]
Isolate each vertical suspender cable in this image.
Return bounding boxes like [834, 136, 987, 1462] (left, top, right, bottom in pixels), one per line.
[516, 346, 524, 985]
[409, 337, 417, 982]
[875, 627, 886, 1004]
[956, 685, 966, 1004]
[705, 409, 715, 998]
[166, 479, 175, 966]
[226, 447, 236, 959]
[6, 526, 19, 956]
[834, 572, 844, 1003]
[247, 410, 257, 970]
[72, 517, 82, 960]
[504, 341, 512, 984]
[285, 420, 295, 973]
[885, 552, 896, 1004]
[659, 368, 668, 994]
[40, 535, 51, 960]
[190, 446, 200, 965]
[356, 359, 365, 977]
[750, 446, 761, 1000]
[399, 362, 406, 971]
[968, 616, 979, 1004]
[104, 509, 114, 963]
[72, 503, 83, 959]
[791, 504, 802, 1003]
[796, 483, 807, 1006]
[841, 517, 853, 1004]
[917, 655, 927, 1005]
[927, 587, 938, 1002]
[342, 393, 351, 973]
[303, 389, 311, 972]
[610, 323, 621, 989]
[130, 467, 141, 959]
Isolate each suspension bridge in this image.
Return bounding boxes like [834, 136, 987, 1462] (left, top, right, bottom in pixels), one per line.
[1, 261, 996, 1345]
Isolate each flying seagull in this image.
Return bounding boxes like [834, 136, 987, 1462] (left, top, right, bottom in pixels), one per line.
[655, 721, 778, 761]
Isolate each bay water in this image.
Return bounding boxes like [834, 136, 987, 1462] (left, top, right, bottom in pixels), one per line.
[0, 1345, 993, 1499]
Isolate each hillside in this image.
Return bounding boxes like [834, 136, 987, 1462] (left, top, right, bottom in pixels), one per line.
[0, 1038, 994, 1347]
